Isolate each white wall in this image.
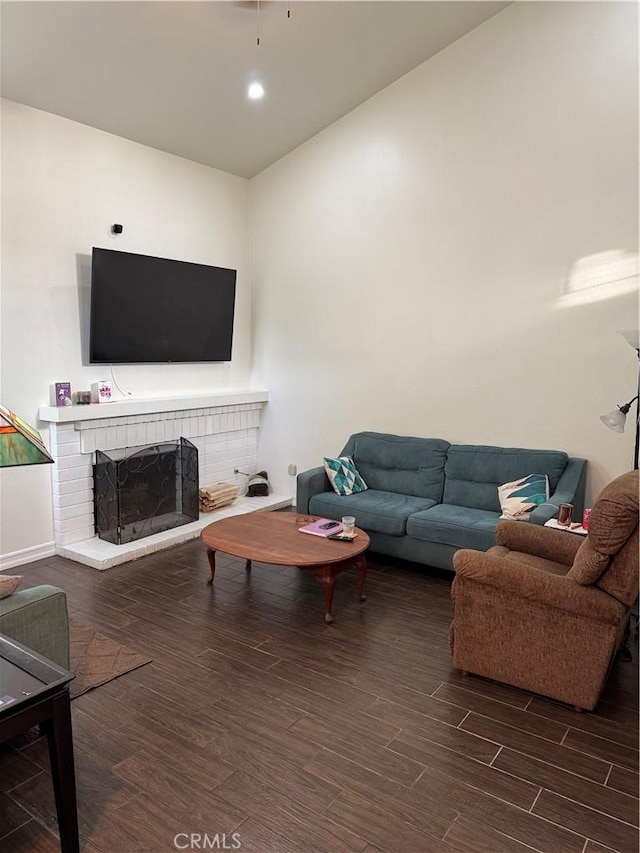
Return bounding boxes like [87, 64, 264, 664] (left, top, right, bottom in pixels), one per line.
[0, 101, 251, 559]
[2, 2, 638, 564]
[249, 1, 639, 505]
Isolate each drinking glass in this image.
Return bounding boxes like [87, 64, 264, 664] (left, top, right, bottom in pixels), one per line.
[557, 503, 573, 527]
[341, 516, 356, 538]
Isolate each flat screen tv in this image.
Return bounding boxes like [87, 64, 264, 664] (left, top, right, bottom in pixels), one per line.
[89, 248, 236, 363]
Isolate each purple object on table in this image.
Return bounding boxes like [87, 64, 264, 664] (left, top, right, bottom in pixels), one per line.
[55, 382, 72, 406]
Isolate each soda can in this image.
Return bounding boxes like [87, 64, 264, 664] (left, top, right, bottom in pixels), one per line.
[582, 508, 591, 530]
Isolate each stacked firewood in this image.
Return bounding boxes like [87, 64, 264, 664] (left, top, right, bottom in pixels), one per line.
[199, 482, 239, 512]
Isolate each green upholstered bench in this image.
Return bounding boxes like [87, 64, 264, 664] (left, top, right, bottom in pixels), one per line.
[0, 584, 70, 669]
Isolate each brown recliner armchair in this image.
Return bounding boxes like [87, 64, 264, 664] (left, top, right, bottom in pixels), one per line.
[450, 470, 639, 711]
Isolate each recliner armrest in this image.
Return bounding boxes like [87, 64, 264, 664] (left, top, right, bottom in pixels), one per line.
[453, 549, 624, 625]
[495, 521, 582, 565]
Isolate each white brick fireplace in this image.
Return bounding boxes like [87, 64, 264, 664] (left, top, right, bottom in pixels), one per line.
[39, 390, 291, 569]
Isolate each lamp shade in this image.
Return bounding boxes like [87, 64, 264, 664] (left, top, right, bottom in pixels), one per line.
[600, 408, 627, 433]
[0, 405, 54, 467]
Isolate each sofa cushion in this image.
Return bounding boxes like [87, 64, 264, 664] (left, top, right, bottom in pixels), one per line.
[568, 470, 639, 595]
[340, 432, 449, 501]
[498, 473, 549, 520]
[443, 445, 568, 511]
[569, 539, 610, 585]
[587, 469, 639, 556]
[406, 504, 501, 551]
[323, 456, 368, 496]
[490, 545, 570, 576]
[309, 489, 437, 537]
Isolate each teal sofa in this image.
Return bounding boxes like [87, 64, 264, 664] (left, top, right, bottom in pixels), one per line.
[296, 432, 587, 572]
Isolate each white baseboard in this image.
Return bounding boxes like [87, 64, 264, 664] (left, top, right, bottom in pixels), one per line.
[0, 541, 56, 571]
[0, 494, 295, 573]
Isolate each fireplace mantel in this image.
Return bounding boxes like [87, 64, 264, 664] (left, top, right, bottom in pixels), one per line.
[39, 390, 268, 424]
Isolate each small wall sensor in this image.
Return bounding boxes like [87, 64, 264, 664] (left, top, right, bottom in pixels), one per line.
[111, 224, 123, 234]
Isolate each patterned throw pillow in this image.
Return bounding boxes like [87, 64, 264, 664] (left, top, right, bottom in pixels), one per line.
[498, 474, 549, 521]
[323, 456, 368, 496]
[0, 574, 23, 599]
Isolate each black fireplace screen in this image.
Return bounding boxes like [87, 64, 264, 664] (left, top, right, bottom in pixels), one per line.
[94, 437, 199, 545]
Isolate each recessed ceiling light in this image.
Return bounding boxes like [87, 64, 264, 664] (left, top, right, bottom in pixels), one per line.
[248, 82, 265, 100]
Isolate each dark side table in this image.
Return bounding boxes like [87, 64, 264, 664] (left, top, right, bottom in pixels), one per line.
[0, 633, 78, 853]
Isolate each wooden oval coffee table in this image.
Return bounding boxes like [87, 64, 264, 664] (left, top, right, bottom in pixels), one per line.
[200, 512, 370, 623]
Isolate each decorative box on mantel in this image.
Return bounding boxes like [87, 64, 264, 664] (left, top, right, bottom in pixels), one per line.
[38, 390, 291, 570]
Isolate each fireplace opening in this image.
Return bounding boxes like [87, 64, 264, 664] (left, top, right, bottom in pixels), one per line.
[94, 437, 199, 545]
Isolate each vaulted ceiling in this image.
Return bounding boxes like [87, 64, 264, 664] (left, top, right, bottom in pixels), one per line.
[1, 1, 509, 177]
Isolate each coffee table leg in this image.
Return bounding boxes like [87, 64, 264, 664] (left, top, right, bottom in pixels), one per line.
[45, 691, 80, 853]
[245, 559, 252, 572]
[206, 549, 216, 584]
[313, 566, 337, 623]
[356, 555, 367, 602]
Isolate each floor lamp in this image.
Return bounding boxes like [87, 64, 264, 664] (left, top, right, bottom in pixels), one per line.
[0, 404, 54, 467]
[600, 330, 640, 471]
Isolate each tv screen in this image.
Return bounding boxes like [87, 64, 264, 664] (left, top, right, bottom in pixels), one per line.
[89, 248, 236, 363]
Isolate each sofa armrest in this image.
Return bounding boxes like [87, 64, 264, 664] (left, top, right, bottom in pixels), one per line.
[530, 456, 587, 525]
[0, 584, 70, 669]
[453, 549, 624, 625]
[296, 465, 331, 513]
[495, 521, 582, 565]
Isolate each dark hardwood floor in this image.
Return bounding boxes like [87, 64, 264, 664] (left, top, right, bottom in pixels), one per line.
[1, 533, 638, 852]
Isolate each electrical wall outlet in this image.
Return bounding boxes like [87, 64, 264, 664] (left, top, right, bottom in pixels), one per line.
[288, 463, 297, 476]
